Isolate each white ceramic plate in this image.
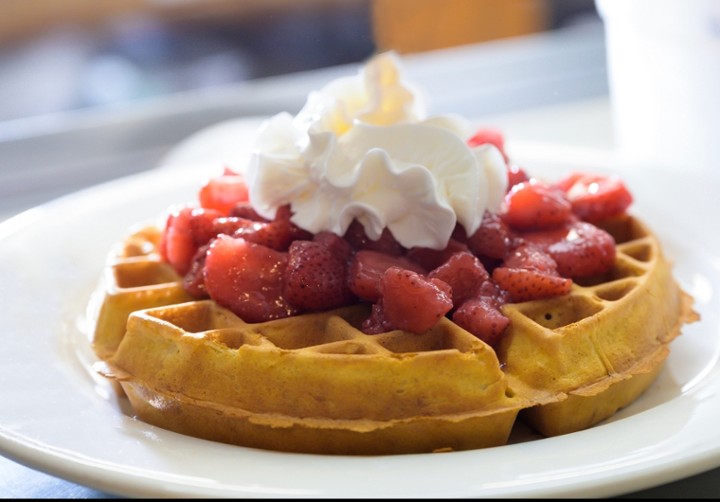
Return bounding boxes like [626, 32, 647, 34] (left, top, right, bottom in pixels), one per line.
[0, 141, 718, 498]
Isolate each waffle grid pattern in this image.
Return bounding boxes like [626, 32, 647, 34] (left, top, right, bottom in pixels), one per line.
[90, 215, 696, 453]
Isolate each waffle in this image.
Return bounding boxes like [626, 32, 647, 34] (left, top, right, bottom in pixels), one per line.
[90, 215, 697, 454]
[497, 215, 698, 436]
[91, 226, 194, 361]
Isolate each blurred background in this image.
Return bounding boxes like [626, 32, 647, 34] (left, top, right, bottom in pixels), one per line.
[0, 0, 600, 122]
[0, 0, 612, 218]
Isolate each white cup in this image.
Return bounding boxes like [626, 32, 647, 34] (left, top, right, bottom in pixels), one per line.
[597, 0, 720, 172]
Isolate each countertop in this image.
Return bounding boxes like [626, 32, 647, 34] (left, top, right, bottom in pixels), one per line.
[1, 23, 718, 498]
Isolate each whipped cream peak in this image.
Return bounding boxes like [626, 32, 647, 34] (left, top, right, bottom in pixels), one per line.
[294, 51, 425, 136]
[246, 52, 508, 250]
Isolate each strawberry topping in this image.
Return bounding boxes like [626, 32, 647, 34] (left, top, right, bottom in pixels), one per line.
[159, 157, 633, 345]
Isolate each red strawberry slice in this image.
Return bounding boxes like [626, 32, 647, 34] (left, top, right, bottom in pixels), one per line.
[342, 220, 405, 256]
[555, 172, 634, 223]
[503, 242, 559, 273]
[452, 296, 510, 347]
[182, 243, 211, 299]
[160, 205, 202, 276]
[522, 221, 616, 278]
[492, 267, 572, 302]
[233, 204, 312, 251]
[160, 207, 191, 275]
[501, 179, 573, 231]
[428, 251, 489, 305]
[406, 238, 470, 270]
[347, 250, 426, 302]
[204, 235, 298, 322]
[365, 267, 452, 334]
[313, 231, 354, 262]
[507, 163, 529, 189]
[475, 278, 511, 307]
[360, 302, 391, 335]
[492, 244, 572, 302]
[462, 210, 517, 260]
[189, 212, 244, 246]
[283, 240, 356, 311]
[198, 167, 250, 215]
[229, 202, 266, 221]
[161, 205, 252, 276]
[209, 216, 256, 242]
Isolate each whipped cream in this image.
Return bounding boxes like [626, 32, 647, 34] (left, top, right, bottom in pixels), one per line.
[246, 52, 508, 250]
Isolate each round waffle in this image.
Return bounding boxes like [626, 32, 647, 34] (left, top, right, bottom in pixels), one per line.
[90, 214, 697, 454]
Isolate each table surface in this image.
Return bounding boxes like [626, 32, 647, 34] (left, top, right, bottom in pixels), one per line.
[1, 23, 719, 498]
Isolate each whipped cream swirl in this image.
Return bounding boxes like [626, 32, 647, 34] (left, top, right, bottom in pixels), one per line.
[245, 52, 508, 250]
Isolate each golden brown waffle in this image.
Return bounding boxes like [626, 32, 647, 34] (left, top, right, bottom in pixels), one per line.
[91, 226, 194, 361]
[498, 215, 698, 436]
[90, 215, 698, 454]
[101, 301, 527, 454]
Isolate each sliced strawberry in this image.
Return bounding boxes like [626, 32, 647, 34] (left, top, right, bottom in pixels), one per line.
[475, 278, 512, 306]
[492, 244, 572, 302]
[501, 179, 573, 231]
[188, 210, 235, 246]
[347, 250, 426, 302]
[160, 205, 200, 276]
[204, 235, 298, 322]
[229, 202, 267, 221]
[555, 172, 634, 223]
[182, 243, 211, 298]
[427, 251, 489, 305]
[462, 210, 517, 260]
[502, 242, 559, 273]
[406, 238, 470, 270]
[492, 267, 572, 302]
[452, 297, 510, 347]
[365, 267, 452, 334]
[234, 204, 312, 251]
[507, 163, 529, 189]
[312, 231, 354, 263]
[161, 205, 253, 276]
[210, 216, 256, 241]
[342, 220, 405, 256]
[522, 221, 616, 278]
[283, 239, 356, 311]
[361, 302, 390, 335]
[198, 167, 250, 215]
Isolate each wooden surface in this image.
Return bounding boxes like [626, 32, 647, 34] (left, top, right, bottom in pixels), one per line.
[372, 0, 550, 53]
